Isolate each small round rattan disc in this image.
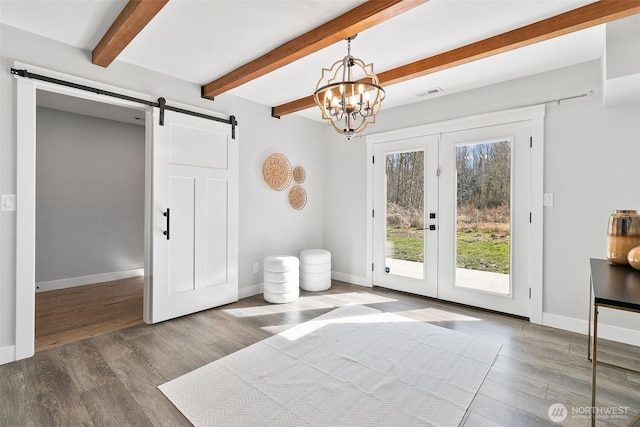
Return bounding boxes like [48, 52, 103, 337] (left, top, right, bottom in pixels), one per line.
[289, 185, 307, 210]
[293, 166, 306, 184]
[263, 153, 292, 191]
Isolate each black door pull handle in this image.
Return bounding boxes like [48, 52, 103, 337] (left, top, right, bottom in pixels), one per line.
[163, 208, 170, 240]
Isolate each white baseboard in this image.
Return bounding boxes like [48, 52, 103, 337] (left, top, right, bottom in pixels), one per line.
[0, 345, 16, 365]
[35, 268, 144, 293]
[239, 283, 263, 299]
[331, 271, 371, 288]
[543, 312, 640, 347]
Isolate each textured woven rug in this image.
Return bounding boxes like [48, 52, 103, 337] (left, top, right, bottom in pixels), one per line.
[159, 304, 501, 426]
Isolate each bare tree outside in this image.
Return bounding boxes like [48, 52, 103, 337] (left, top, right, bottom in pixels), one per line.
[386, 152, 424, 228]
[456, 141, 511, 275]
[385, 151, 425, 267]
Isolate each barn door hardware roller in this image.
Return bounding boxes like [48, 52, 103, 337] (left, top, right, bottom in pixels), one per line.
[158, 97, 166, 126]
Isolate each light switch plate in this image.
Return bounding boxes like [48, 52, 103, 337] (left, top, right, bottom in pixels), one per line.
[543, 193, 554, 207]
[0, 194, 16, 212]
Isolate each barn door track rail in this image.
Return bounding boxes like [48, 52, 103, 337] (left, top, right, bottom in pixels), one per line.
[11, 68, 238, 139]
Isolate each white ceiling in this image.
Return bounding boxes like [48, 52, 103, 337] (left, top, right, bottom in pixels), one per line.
[0, 0, 606, 122]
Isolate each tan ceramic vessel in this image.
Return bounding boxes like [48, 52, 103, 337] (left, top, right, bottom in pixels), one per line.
[607, 210, 640, 265]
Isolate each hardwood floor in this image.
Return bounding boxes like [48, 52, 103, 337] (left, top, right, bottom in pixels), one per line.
[35, 277, 144, 352]
[4, 281, 639, 426]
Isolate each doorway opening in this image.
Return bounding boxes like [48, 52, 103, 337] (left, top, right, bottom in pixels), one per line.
[15, 66, 239, 361]
[34, 90, 146, 351]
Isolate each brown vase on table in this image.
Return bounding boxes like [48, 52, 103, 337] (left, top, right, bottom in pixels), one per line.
[607, 210, 640, 265]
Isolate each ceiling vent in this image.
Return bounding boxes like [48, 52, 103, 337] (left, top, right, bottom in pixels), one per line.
[416, 87, 443, 97]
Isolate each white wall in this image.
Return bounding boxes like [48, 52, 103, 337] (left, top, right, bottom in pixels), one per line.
[36, 107, 144, 288]
[605, 15, 640, 80]
[543, 92, 640, 337]
[229, 94, 326, 298]
[323, 60, 640, 342]
[0, 24, 326, 354]
[323, 127, 369, 284]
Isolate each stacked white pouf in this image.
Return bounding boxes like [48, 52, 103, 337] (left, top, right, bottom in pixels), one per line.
[263, 256, 299, 303]
[299, 249, 332, 292]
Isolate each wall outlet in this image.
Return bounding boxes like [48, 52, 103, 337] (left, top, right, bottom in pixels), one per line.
[0, 194, 16, 212]
[252, 262, 259, 274]
[543, 193, 554, 207]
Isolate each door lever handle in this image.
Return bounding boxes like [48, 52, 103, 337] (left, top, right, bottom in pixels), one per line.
[421, 224, 436, 231]
[163, 208, 170, 240]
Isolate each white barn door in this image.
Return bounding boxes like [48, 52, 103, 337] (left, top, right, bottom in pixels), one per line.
[148, 108, 238, 323]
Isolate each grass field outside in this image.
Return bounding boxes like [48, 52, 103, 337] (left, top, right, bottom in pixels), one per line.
[456, 229, 510, 274]
[387, 227, 510, 274]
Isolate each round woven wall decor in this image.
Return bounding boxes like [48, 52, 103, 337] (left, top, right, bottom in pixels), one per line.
[293, 166, 306, 184]
[263, 153, 292, 191]
[289, 185, 307, 210]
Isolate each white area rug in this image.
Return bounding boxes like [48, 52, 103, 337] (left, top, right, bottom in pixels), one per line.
[159, 304, 501, 426]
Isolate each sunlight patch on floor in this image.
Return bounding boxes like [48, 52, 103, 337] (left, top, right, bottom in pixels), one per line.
[222, 292, 398, 318]
[277, 307, 418, 341]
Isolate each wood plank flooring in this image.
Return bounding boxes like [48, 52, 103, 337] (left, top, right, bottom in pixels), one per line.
[3, 281, 639, 426]
[35, 277, 144, 352]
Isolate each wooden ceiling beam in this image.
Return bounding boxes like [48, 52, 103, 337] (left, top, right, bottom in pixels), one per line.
[378, 0, 640, 86]
[201, 0, 428, 99]
[272, 0, 640, 117]
[271, 96, 316, 119]
[92, 0, 169, 67]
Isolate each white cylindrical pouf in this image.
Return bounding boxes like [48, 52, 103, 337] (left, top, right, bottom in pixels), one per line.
[264, 256, 300, 273]
[263, 270, 299, 283]
[300, 262, 331, 274]
[263, 256, 299, 303]
[264, 281, 299, 294]
[299, 249, 331, 292]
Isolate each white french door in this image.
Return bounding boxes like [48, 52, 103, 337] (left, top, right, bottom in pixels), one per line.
[148, 108, 238, 323]
[372, 135, 439, 298]
[371, 121, 531, 318]
[438, 121, 531, 317]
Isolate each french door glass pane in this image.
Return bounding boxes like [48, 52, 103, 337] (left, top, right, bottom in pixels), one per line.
[455, 140, 511, 294]
[385, 151, 424, 280]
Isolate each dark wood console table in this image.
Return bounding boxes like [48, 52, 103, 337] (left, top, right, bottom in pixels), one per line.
[588, 258, 640, 426]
